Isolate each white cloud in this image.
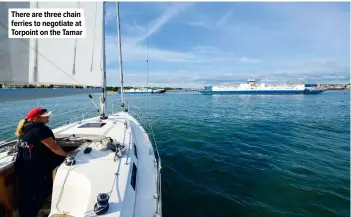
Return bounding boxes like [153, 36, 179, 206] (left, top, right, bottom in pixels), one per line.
[107, 57, 349, 87]
[105, 3, 262, 65]
[186, 9, 234, 30]
[216, 11, 233, 26]
[105, 3, 140, 22]
[188, 21, 210, 29]
[259, 3, 349, 53]
[239, 57, 262, 63]
[105, 3, 116, 22]
[191, 45, 220, 54]
[132, 3, 195, 44]
[123, 22, 147, 35]
[106, 35, 262, 64]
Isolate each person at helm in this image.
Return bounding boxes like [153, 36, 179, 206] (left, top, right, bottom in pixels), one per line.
[14, 107, 71, 217]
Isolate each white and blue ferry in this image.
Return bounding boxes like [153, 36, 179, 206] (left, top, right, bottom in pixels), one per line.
[200, 79, 325, 95]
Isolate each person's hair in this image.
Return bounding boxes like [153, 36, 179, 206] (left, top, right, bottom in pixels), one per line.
[15, 118, 29, 137]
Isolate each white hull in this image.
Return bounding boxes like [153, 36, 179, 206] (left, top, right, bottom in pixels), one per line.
[211, 84, 306, 92]
[122, 88, 153, 94]
[200, 79, 325, 95]
[0, 112, 161, 217]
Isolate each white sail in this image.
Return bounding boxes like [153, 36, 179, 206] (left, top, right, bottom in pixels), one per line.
[0, 2, 31, 85]
[0, 1, 103, 87]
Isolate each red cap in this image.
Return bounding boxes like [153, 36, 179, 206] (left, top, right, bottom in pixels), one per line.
[26, 108, 52, 120]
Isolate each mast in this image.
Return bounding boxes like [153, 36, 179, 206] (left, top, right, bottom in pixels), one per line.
[100, 1, 107, 119]
[33, 37, 38, 83]
[72, 1, 80, 76]
[116, 2, 125, 111]
[72, 39, 77, 75]
[32, 1, 39, 85]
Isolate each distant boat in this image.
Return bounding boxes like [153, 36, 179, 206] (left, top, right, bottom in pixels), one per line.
[1, 85, 16, 89]
[119, 87, 153, 94]
[154, 88, 166, 93]
[118, 88, 166, 94]
[200, 79, 326, 95]
[120, 27, 167, 95]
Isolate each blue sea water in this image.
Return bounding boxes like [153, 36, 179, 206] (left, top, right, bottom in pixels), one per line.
[0, 90, 350, 217]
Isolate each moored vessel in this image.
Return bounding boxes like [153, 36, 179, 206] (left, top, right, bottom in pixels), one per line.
[200, 79, 326, 95]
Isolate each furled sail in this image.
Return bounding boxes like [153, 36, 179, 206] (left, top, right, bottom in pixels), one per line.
[0, 1, 103, 87]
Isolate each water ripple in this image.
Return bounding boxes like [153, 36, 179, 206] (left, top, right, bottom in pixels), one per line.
[0, 90, 349, 217]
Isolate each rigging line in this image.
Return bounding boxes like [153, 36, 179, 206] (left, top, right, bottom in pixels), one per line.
[51, 106, 95, 117]
[55, 144, 87, 213]
[108, 170, 117, 195]
[51, 111, 89, 128]
[0, 21, 82, 86]
[90, 1, 98, 72]
[34, 96, 61, 113]
[146, 26, 149, 88]
[51, 105, 93, 124]
[72, 1, 80, 76]
[46, 95, 66, 116]
[50, 97, 60, 113]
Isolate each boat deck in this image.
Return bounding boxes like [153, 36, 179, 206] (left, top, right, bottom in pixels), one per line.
[0, 112, 161, 217]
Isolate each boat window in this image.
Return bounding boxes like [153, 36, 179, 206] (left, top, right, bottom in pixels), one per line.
[131, 163, 137, 190]
[133, 143, 137, 159]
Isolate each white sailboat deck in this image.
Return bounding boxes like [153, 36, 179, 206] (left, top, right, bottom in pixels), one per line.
[48, 112, 159, 217]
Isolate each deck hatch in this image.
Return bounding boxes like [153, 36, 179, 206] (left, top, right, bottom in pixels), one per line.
[78, 123, 106, 128]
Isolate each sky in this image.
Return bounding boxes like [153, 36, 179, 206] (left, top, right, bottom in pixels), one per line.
[104, 2, 350, 88]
